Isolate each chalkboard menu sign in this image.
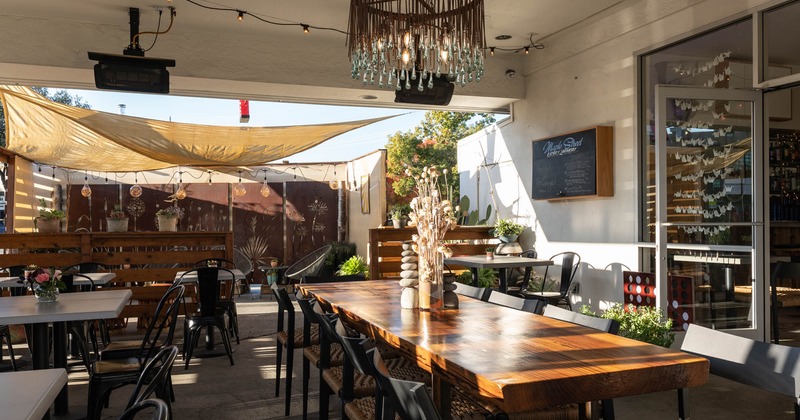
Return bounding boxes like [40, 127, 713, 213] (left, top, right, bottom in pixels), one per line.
[531, 126, 613, 200]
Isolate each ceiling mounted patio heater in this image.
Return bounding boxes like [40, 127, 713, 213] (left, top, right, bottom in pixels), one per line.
[88, 7, 176, 94]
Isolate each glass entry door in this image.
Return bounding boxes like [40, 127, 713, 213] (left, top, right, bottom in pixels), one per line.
[655, 85, 764, 339]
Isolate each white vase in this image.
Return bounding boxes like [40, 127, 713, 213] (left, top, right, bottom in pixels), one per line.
[107, 218, 129, 232]
[157, 215, 178, 232]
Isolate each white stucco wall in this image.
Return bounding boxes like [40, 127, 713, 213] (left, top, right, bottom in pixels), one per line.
[459, 0, 776, 311]
[347, 150, 387, 262]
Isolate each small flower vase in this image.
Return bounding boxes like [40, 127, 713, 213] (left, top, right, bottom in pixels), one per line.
[106, 217, 129, 232]
[417, 246, 444, 311]
[157, 215, 178, 232]
[486, 252, 494, 260]
[34, 287, 59, 303]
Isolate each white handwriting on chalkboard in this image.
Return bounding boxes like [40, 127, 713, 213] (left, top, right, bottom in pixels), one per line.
[542, 137, 583, 158]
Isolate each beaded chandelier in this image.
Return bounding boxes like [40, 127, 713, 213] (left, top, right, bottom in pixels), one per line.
[347, 0, 486, 90]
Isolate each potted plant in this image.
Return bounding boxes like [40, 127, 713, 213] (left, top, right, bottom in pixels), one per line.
[486, 247, 494, 259]
[336, 255, 369, 279]
[265, 267, 279, 285]
[389, 204, 411, 228]
[35, 198, 65, 233]
[106, 205, 129, 232]
[270, 258, 279, 268]
[492, 218, 525, 243]
[155, 205, 184, 232]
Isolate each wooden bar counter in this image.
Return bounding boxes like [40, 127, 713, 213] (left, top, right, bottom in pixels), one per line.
[299, 281, 709, 416]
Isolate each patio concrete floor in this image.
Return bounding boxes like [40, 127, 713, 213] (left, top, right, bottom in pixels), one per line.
[4, 294, 797, 419]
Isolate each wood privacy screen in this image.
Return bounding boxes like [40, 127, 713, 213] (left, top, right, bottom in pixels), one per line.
[0, 232, 233, 325]
[369, 226, 494, 280]
[531, 126, 613, 200]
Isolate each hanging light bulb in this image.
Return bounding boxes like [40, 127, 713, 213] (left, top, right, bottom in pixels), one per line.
[237, 10, 244, 22]
[302, 24, 309, 34]
[329, 165, 339, 190]
[260, 171, 271, 198]
[81, 171, 92, 198]
[208, 171, 213, 184]
[130, 173, 142, 198]
[233, 170, 247, 197]
[174, 170, 186, 200]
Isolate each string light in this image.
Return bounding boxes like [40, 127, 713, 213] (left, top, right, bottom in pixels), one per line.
[490, 47, 495, 56]
[184, 0, 346, 35]
[237, 10, 244, 22]
[233, 170, 247, 197]
[175, 170, 187, 200]
[329, 164, 339, 190]
[208, 170, 213, 184]
[488, 34, 545, 55]
[260, 170, 271, 198]
[302, 24, 309, 34]
[524, 46, 529, 54]
[52, 167, 55, 180]
[130, 173, 142, 198]
[81, 171, 92, 198]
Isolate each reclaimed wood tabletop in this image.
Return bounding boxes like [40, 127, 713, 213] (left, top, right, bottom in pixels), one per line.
[299, 281, 709, 417]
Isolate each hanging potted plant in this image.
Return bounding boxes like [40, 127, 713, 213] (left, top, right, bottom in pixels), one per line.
[106, 205, 129, 232]
[492, 218, 525, 243]
[155, 205, 184, 232]
[35, 199, 65, 233]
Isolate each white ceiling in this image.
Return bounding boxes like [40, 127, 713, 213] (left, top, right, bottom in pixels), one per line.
[0, 0, 623, 112]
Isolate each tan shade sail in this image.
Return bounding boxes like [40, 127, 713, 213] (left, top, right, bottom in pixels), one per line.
[0, 85, 388, 171]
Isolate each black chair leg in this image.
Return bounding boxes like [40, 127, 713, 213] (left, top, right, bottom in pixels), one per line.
[319, 370, 330, 420]
[285, 344, 294, 416]
[218, 325, 235, 366]
[602, 399, 615, 420]
[275, 341, 283, 397]
[302, 356, 310, 419]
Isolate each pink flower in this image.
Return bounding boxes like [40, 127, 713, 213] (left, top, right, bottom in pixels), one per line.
[35, 272, 50, 284]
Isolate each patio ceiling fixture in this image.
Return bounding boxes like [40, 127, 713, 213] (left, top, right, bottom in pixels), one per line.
[348, 0, 486, 92]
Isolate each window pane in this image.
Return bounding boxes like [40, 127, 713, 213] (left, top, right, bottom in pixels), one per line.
[764, 1, 800, 82]
[640, 19, 752, 242]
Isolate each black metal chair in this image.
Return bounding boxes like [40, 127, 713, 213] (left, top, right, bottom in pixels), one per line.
[182, 268, 236, 368]
[195, 257, 244, 344]
[516, 251, 581, 309]
[283, 245, 334, 285]
[678, 324, 800, 419]
[124, 346, 179, 417]
[0, 325, 17, 371]
[770, 261, 800, 343]
[193, 258, 236, 269]
[272, 283, 319, 416]
[505, 248, 538, 295]
[118, 398, 170, 420]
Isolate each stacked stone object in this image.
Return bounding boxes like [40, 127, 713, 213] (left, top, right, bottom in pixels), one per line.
[443, 272, 459, 309]
[399, 242, 419, 308]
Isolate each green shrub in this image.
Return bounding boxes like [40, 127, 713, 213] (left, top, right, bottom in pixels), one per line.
[580, 303, 675, 347]
[456, 268, 496, 288]
[492, 218, 524, 237]
[336, 255, 368, 278]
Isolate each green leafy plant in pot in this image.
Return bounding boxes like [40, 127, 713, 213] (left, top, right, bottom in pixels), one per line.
[580, 303, 675, 347]
[337, 255, 369, 279]
[492, 218, 525, 243]
[389, 204, 411, 228]
[35, 198, 65, 233]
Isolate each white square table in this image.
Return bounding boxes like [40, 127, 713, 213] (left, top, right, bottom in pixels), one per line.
[0, 369, 67, 420]
[174, 268, 245, 282]
[0, 289, 132, 415]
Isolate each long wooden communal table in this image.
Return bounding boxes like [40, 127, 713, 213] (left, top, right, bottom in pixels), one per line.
[299, 281, 710, 418]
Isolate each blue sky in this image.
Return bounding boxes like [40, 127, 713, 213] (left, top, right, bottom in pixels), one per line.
[65, 88, 426, 163]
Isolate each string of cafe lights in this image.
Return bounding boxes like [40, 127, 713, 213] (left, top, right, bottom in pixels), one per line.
[171, 0, 544, 56]
[49, 162, 350, 200]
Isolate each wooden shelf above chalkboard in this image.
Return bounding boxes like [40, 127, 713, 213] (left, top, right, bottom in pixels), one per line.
[531, 126, 613, 200]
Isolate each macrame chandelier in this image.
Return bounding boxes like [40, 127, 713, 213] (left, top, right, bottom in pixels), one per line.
[348, 0, 486, 90]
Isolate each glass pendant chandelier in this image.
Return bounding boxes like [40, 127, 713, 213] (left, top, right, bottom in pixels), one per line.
[233, 170, 247, 197]
[347, 0, 486, 90]
[260, 170, 271, 198]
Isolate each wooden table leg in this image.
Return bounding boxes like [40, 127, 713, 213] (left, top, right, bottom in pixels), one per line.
[432, 365, 452, 420]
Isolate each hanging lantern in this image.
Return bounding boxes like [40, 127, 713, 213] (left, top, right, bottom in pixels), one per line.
[260, 170, 271, 197]
[175, 184, 187, 200]
[233, 171, 247, 197]
[329, 180, 339, 190]
[174, 170, 186, 200]
[81, 172, 92, 197]
[129, 176, 142, 198]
